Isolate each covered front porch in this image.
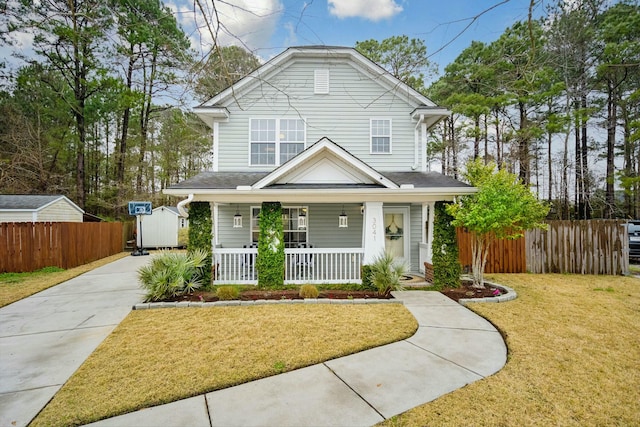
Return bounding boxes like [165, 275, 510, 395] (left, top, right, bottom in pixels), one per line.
[205, 200, 438, 285]
[165, 139, 475, 286]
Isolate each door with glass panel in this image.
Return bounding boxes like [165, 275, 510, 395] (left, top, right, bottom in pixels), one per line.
[383, 207, 410, 263]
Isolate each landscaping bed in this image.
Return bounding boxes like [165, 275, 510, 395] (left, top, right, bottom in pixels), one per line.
[159, 288, 392, 302]
[439, 280, 505, 302]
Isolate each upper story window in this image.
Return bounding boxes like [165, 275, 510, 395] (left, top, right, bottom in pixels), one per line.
[370, 119, 392, 154]
[250, 118, 305, 166]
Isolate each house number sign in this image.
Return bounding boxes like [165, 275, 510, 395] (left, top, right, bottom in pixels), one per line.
[372, 217, 377, 241]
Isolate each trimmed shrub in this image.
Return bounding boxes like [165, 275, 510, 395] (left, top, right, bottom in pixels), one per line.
[216, 286, 239, 300]
[432, 201, 461, 289]
[361, 265, 374, 289]
[370, 252, 406, 297]
[188, 202, 212, 287]
[138, 250, 208, 302]
[256, 202, 285, 289]
[299, 284, 319, 299]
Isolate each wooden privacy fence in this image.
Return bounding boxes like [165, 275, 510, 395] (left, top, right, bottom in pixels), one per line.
[456, 228, 527, 273]
[456, 220, 628, 275]
[526, 220, 628, 275]
[0, 222, 124, 273]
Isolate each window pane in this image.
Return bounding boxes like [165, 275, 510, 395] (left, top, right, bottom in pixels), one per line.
[280, 142, 304, 164]
[372, 137, 390, 153]
[251, 119, 276, 165]
[280, 119, 304, 142]
[251, 143, 275, 165]
[371, 119, 390, 153]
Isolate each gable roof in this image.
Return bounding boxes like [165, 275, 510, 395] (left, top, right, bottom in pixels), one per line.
[195, 46, 446, 126]
[252, 137, 398, 190]
[0, 195, 83, 213]
[165, 138, 474, 202]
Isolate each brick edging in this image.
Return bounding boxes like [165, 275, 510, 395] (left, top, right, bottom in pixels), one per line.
[133, 298, 403, 310]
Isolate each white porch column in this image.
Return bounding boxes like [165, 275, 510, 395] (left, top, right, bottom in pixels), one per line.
[426, 202, 435, 263]
[362, 201, 385, 264]
[212, 202, 219, 247]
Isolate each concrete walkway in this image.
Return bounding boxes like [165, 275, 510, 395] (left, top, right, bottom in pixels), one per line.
[0, 256, 149, 427]
[0, 256, 507, 427]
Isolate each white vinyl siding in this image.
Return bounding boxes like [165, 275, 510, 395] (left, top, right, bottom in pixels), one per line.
[249, 118, 305, 166]
[370, 119, 391, 154]
[216, 61, 419, 171]
[216, 204, 362, 249]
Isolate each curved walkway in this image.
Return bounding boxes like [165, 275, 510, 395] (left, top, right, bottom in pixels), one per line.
[0, 256, 507, 427]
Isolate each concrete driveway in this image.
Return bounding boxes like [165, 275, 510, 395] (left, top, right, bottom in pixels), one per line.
[0, 255, 149, 427]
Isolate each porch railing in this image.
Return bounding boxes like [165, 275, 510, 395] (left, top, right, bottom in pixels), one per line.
[212, 247, 364, 285]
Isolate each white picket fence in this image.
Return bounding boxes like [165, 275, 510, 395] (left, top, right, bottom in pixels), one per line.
[212, 247, 364, 285]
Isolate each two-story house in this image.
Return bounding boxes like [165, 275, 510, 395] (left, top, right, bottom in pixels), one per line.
[164, 46, 475, 284]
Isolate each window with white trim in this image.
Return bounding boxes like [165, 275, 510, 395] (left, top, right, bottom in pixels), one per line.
[250, 118, 305, 166]
[251, 206, 308, 247]
[370, 119, 391, 154]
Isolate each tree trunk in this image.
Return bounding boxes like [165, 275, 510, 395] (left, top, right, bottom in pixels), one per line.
[605, 78, 617, 218]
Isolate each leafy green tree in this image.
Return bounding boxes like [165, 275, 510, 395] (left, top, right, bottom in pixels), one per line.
[12, 0, 114, 208]
[447, 159, 549, 288]
[355, 35, 435, 93]
[111, 0, 191, 213]
[596, 1, 640, 218]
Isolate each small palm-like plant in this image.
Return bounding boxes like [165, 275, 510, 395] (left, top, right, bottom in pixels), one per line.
[138, 250, 209, 302]
[370, 252, 407, 297]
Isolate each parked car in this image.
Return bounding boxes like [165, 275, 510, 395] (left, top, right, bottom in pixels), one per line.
[628, 221, 640, 259]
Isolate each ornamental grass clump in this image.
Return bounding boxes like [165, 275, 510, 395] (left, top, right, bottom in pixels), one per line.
[370, 252, 407, 297]
[138, 250, 208, 302]
[216, 286, 239, 301]
[299, 284, 319, 299]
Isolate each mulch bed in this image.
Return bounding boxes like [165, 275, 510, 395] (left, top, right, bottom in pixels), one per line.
[439, 280, 504, 302]
[157, 281, 504, 303]
[163, 289, 391, 303]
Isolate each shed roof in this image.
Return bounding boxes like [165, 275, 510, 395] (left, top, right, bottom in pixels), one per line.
[0, 195, 83, 213]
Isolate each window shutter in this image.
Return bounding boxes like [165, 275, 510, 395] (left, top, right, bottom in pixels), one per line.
[314, 69, 329, 94]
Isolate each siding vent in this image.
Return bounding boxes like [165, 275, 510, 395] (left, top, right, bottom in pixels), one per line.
[314, 69, 329, 94]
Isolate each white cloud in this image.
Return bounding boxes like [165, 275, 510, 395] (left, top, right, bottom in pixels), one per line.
[328, 0, 402, 21]
[168, 0, 283, 59]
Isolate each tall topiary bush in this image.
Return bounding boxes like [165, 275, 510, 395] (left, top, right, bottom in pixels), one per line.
[256, 202, 285, 289]
[432, 201, 462, 289]
[187, 201, 212, 286]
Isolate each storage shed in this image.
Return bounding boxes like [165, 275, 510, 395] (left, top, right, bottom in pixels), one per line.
[138, 206, 188, 248]
[0, 195, 84, 223]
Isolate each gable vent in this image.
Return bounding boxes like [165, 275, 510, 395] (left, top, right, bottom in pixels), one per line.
[314, 69, 329, 94]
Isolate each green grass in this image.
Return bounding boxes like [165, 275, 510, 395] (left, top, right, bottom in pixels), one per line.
[380, 274, 640, 427]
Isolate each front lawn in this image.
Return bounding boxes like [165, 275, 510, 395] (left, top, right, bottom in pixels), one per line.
[381, 274, 640, 426]
[31, 303, 417, 427]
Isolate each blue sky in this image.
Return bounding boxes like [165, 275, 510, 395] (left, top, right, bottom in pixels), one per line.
[3, 0, 543, 83]
[169, 0, 545, 80]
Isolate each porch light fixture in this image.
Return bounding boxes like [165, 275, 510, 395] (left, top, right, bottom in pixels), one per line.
[233, 205, 243, 228]
[297, 208, 307, 229]
[339, 205, 348, 228]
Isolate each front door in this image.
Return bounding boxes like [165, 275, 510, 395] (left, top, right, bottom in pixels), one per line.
[383, 207, 410, 263]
